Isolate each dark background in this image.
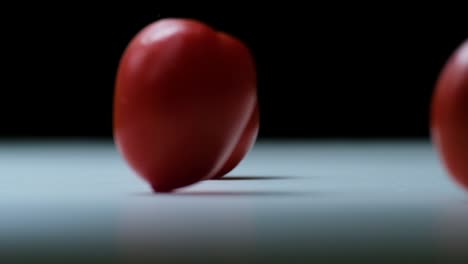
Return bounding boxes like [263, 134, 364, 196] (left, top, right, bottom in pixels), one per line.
[2, 6, 466, 139]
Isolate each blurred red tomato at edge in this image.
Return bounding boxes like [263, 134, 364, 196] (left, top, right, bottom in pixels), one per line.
[431, 39, 468, 190]
[113, 18, 258, 192]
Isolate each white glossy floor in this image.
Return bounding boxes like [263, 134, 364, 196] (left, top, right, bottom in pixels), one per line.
[1, 139, 467, 263]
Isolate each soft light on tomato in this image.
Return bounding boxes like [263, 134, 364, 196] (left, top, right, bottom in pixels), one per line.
[431, 39, 468, 190]
[211, 102, 259, 179]
[113, 18, 257, 192]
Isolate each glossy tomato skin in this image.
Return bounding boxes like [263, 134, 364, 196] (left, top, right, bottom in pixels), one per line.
[211, 102, 259, 179]
[431, 39, 468, 190]
[114, 19, 257, 192]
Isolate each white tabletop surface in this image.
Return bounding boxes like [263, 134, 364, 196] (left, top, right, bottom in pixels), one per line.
[0, 139, 467, 263]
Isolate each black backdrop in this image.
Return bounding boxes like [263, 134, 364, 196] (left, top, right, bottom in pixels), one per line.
[2, 6, 466, 139]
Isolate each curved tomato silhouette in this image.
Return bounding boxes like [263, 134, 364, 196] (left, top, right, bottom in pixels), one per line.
[211, 102, 259, 179]
[431, 39, 468, 190]
[113, 18, 257, 192]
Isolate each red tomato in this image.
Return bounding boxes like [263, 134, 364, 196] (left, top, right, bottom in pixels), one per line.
[113, 18, 257, 192]
[431, 39, 468, 190]
[211, 102, 259, 179]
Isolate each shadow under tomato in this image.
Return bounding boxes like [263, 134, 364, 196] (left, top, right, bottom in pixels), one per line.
[173, 190, 319, 197]
[133, 190, 320, 197]
[211, 175, 300, 181]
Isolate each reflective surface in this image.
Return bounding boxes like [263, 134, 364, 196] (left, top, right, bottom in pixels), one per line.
[0, 140, 467, 263]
